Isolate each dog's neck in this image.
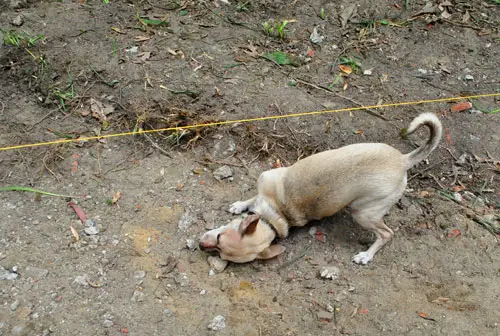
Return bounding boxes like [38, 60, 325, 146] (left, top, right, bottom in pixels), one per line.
[260, 216, 288, 239]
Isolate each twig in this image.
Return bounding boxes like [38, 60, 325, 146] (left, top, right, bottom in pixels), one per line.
[408, 159, 447, 181]
[143, 133, 172, 158]
[428, 173, 446, 189]
[441, 146, 458, 161]
[278, 244, 312, 269]
[294, 78, 390, 121]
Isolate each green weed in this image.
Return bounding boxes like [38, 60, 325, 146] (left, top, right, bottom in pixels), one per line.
[319, 8, 325, 20]
[262, 20, 290, 39]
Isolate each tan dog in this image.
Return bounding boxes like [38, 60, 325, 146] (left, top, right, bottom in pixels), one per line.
[199, 113, 442, 264]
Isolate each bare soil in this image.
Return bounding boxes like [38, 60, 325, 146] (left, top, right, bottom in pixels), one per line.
[1, 0, 499, 335]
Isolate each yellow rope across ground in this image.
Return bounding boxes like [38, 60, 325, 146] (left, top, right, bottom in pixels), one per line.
[1, 92, 499, 152]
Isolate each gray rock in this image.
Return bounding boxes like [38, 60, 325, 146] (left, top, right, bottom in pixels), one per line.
[207, 256, 228, 273]
[186, 239, 197, 251]
[72, 275, 89, 287]
[23, 266, 49, 279]
[84, 219, 96, 227]
[319, 266, 340, 280]
[131, 290, 145, 302]
[134, 271, 146, 279]
[0, 266, 18, 280]
[207, 315, 226, 331]
[84, 226, 99, 235]
[177, 211, 194, 231]
[464, 74, 474, 81]
[12, 15, 23, 27]
[103, 319, 114, 328]
[10, 300, 19, 311]
[213, 166, 233, 181]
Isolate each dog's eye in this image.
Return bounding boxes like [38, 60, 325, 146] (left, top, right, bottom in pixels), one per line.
[216, 233, 221, 244]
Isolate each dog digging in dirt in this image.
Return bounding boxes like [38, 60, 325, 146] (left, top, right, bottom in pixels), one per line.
[199, 113, 442, 265]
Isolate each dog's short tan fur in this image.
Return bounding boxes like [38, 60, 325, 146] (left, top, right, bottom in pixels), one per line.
[200, 113, 443, 264]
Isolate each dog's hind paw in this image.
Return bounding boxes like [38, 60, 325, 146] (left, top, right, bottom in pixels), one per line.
[229, 201, 248, 214]
[352, 251, 373, 265]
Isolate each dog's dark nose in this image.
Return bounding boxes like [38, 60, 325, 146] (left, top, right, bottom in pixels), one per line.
[199, 242, 205, 251]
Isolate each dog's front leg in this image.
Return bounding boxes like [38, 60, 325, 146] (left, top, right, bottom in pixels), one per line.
[229, 196, 257, 214]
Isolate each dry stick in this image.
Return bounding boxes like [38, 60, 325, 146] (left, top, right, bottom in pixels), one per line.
[408, 158, 448, 181]
[428, 173, 446, 189]
[294, 79, 390, 121]
[143, 133, 172, 158]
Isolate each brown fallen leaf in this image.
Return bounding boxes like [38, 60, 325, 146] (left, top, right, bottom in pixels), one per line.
[418, 312, 436, 321]
[339, 64, 352, 74]
[134, 35, 151, 42]
[431, 297, 449, 304]
[68, 202, 87, 223]
[111, 27, 126, 34]
[70, 226, 80, 242]
[450, 101, 472, 113]
[111, 191, 121, 205]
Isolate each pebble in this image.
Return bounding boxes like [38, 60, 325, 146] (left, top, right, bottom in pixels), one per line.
[103, 319, 114, 328]
[178, 211, 195, 231]
[130, 290, 145, 302]
[319, 266, 340, 280]
[209, 269, 216, 276]
[84, 226, 99, 235]
[464, 74, 474, 81]
[125, 46, 139, 56]
[326, 303, 334, 313]
[417, 68, 428, 74]
[207, 256, 228, 273]
[186, 239, 197, 251]
[363, 69, 373, 76]
[85, 219, 96, 227]
[0, 266, 18, 280]
[134, 271, 146, 279]
[10, 300, 19, 311]
[200, 289, 207, 295]
[24, 266, 49, 279]
[72, 275, 89, 287]
[213, 166, 233, 181]
[12, 15, 23, 26]
[207, 315, 226, 331]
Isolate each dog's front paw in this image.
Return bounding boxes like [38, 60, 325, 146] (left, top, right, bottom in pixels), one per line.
[352, 251, 373, 265]
[229, 201, 248, 215]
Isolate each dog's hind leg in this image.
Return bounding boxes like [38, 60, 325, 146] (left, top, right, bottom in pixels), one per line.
[351, 214, 394, 265]
[229, 196, 257, 214]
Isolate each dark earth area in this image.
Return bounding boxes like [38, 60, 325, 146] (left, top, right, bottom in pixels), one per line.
[0, 0, 499, 335]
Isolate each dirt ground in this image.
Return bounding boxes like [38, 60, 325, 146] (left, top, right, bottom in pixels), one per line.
[1, 0, 500, 335]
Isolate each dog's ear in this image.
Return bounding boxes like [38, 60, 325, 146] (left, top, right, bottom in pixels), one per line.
[256, 244, 286, 260]
[238, 214, 260, 236]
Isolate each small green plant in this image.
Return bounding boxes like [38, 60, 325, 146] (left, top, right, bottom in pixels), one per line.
[236, 1, 249, 11]
[50, 68, 75, 111]
[262, 20, 290, 39]
[338, 56, 362, 72]
[319, 7, 325, 20]
[1, 29, 45, 48]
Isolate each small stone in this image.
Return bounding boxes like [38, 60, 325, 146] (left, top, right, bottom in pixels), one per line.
[325, 303, 334, 312]
[207, 256, 228, 273]
[317, 310, 334, 321]
[84, 226, 99, 235]
[12, 15, 23, 26]
[144, 248, 151, 254]
[209, 269, 216, 276]
[125, 46, 139, 56]
[207, 315, 226, 331]
[310, 26, 324, 44]
[464, 74, 474, 81]
[131, 290, 145, 302]
[84, 219, 96, 227]
[186, 239, 197, 251]
[200, 289, 207, 295]
[213, 166, 233, 181]
[10, 300, 19, 311]
[178, 211, 194, 231]
[348, 285, 356, 292]
[0, 266, 18, 280]
[72, 275, 89, 287]
[363, 69, 373, 76]
[319, 266, 340, 280]
[417, 68, 428, 74]
[134, 271, 146, 279]
[308, 226, 317, 237]
[452, 192, 463, 202]
[24, 266, 49, 279]
[103, 320, 114, 328]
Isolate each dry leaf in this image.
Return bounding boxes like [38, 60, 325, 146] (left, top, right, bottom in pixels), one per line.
[134, 35, 151, 42]
[339, 64, 352, 74]
[111, 191, 121, 205]
[450, 101, 472, 113]
[70, 226, 80, 242]
[111, 27, 126, 34]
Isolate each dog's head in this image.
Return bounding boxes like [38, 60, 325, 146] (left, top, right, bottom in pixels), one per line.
[199, 214, 285, 263]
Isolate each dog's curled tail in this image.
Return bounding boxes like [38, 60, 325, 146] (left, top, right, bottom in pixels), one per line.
[404, 113, 443, 170]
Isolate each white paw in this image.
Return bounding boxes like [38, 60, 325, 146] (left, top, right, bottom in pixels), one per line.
[229, 201, 248, 215]
[352, 251, 373, 265]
